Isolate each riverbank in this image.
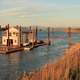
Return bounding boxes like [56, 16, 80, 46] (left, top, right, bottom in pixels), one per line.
[18, 43, 80, 80]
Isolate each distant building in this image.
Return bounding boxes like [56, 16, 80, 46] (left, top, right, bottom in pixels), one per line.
[22, 30, 36, 43]
[27, 31, 36, 43]
[2, 27, 19, 46]
[2, 27, 36, 46]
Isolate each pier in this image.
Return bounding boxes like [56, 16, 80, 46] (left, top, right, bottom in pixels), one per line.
[0, 40, 49, 54]
[0, 46, 23, 54]
[0, 24, 51, 54]
[0, 24, 79, 54]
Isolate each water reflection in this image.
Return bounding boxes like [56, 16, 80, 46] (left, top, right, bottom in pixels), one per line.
[0, 32, 80, 80]
[2, 52, 24, 80]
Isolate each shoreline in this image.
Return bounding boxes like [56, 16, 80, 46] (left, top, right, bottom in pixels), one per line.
[18, 43, 80, 80]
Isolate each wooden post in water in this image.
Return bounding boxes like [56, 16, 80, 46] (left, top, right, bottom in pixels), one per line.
[7, 24, 10, 47]
[29, 26, 31, 31]
[52, 27, 54, 45]
[48, 27, 51, 45]
[0, 25, 1, 29]
[19, 26, 22, 47]
[68, 27, 72, 48]
[31, 27, 34, 47]
[35, 26, 38, 43]
[16, 25, 20, 46]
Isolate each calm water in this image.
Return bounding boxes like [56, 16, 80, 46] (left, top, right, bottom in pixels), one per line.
[0, 31, 80, 80]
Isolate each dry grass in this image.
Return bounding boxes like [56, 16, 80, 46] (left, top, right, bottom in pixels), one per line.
[19, 43, 80, 80]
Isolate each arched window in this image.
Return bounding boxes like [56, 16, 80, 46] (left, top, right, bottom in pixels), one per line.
[13, 32, 16, 35]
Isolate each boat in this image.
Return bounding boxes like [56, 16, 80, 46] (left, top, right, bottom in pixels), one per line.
[23, 47, 31, 51]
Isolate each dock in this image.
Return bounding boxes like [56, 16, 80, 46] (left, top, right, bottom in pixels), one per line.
[0, 40, 49, 54]
[0, 25, 51, 54]
[0, 46, 24, 54]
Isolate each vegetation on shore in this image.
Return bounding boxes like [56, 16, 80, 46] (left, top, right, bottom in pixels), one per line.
[18, 43, 80, 80]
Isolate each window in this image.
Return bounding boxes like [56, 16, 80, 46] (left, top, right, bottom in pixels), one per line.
[15, 40, 16, 43]
[4, 39, 6, 42]
[13, 32, 16, 35]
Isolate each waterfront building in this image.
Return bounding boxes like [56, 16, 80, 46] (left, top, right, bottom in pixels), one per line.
[2, 26, 36, 47]
[2, 27, 19, 46]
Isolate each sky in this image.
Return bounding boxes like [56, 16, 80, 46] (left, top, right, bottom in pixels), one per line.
[0, 0, 80, 27]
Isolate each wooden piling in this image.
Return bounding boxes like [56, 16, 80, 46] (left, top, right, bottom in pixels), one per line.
[29, 26, 31, 31]
[35, 26, 38, 42]
[19, 26, 22, 47]
[0, 25, 1, 29]
[52, 27, 54, 45]
[48, 27, 51, 45]
[68, 27, 72, 48]
[32, 28, 35, 47]
[7, 24, 10, 47]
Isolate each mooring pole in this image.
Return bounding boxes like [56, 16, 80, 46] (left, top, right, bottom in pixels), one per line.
[29, 26, 31, 31]
[52, 27, 54, 45]
[35, 26, 38, 43]
[7, 24, 10, 47]
[32, 28, 35, 47]
[19, 26, 22, 47]
[48, 27, 51, 45]
[16, 25, 20, 47]
[0, 25, 1, 29]
[68, 27, 72, 48]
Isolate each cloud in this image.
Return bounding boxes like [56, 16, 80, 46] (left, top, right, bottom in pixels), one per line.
[0, 7, 24, 16]
[0, 1, 64, 18]
[0, 0, 80, 27]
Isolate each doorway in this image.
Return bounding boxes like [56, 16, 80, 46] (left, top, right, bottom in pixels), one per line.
[7, 39, 13, 46]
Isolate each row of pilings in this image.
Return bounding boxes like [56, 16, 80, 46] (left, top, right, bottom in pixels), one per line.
[0, 24, 79, 48]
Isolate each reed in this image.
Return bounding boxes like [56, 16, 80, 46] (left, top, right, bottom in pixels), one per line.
[19, 43, 80, 80]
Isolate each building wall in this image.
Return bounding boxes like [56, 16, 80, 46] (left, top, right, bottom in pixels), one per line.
[28, 32, 36, 42]
[2, 27, 19, 46]
[2, 36, 7, 45]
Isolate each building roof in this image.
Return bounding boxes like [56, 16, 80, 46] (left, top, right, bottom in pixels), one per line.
[9, 27, 19, 33]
